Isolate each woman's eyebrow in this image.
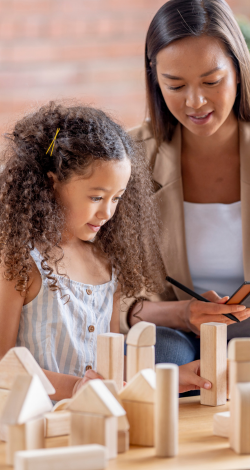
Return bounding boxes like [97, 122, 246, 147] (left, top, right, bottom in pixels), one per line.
[161, 66, 224, 81]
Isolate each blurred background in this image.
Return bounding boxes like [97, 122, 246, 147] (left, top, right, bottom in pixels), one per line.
[0, 0, 250, 148]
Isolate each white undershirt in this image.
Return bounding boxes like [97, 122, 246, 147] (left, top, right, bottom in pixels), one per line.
[184, 201, 249, 339]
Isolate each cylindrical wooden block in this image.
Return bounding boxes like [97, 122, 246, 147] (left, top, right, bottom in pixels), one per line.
[155, 363, 178, 457]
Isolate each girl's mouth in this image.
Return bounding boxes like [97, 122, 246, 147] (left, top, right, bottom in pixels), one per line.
[87, 223, 101, 232]
[187, 111, 213, 125]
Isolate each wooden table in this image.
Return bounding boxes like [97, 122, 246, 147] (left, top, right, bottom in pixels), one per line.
[1, 396, 250, 469]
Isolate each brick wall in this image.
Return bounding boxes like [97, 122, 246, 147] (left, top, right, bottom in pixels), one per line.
[0, 0, 249, 147]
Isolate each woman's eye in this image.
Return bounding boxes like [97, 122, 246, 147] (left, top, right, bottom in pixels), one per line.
[205, 80, 220, 86]
[168, 85, 184, 91]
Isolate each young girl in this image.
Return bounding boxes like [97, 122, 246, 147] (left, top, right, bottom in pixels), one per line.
[0, 102, 211, 400]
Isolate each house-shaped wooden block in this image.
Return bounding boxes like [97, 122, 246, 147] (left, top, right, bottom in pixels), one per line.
[0, 347, 55, 394]
[67, 379, 125, 459]
[103, 380, 129, 453]
[0, 374, 53, 465]
[119, 368, 156, 446]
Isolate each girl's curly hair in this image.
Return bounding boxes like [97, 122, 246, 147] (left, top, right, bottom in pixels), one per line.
[0, 101, 164, 298]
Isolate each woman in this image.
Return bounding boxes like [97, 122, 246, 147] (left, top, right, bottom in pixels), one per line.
[121, 0, 250, 366]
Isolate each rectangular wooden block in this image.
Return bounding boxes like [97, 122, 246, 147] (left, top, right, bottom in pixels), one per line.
[126, 345, 155, 383]
[121, 400, 154, 446]
[200, 322, 227, 406]
[70, 412, 117, 460]
[229, 360, 250, 449]
[44, 411, 71, 437]
[0, 389, 9, 442]
[14, 444, 108, 470]
[118, 430, 129, 453]
[97, 333, 124, 392]
[213, 411, 230, 438]
[7, 417, 44, 465]
[44, 435, 69, 449]
[233, 383, 250, 454]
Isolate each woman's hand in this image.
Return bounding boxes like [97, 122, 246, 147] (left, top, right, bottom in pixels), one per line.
[179, 360, 211, 393]
[72, 370, 104, 396]
[183, 291, 249, 335]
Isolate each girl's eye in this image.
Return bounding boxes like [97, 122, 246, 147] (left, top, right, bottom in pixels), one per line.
[91, 197, 102, 202]
[113, 196, 122, 203]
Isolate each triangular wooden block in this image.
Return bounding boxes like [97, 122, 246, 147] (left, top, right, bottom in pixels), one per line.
[119, 369, 156, 403]
[103, 380, 129, 431]
[126, 322, 156, 347]
[0, 348, 55, 395]
[67, 379, 125, 417]
[0, 375, 52, 425]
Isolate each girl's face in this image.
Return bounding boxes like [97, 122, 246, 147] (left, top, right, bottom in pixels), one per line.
[50, 157, 131, 242]
[156, 35, 239, 137]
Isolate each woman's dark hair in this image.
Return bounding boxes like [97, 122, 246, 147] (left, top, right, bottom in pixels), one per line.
[0, 101, 164, 298]
[146, 0, 250, 144]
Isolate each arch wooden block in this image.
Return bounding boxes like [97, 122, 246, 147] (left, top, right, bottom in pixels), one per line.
[200, 322, 227, 406]
[126, 345, 155, 382]
[126, 321, 156, 347]
[155, 363, 178, 457]
[96, 333, 124, 392]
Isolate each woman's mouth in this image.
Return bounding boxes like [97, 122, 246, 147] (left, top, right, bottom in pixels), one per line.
[87, 223, 101, 232]
[187, 111, 213, 125]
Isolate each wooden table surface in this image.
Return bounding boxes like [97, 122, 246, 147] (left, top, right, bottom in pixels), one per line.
[1, 396, 250, 469]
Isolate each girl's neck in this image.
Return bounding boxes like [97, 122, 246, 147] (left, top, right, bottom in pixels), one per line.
[181, 111, 239, 159]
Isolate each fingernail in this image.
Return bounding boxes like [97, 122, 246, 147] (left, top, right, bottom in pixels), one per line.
[237, 305, 246, 311]
[204, 382, 211, 389]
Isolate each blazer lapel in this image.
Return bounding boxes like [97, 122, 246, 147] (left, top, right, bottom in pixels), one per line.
[152, 125, 194, 300]
[240, 121, 250, 281]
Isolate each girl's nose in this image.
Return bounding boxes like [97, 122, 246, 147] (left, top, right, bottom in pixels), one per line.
[186, 89, 207, 109]
[97, 204, 112, 221]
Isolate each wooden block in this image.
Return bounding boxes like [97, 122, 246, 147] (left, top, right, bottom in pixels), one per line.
[200, 322, 227, 406]
[103, 380, 129, 432]
[14, 445, 108, 470]
[44, 411, 71, 437]
[155, 363, 178, 457]
[67, 379, 125, 418]
[0, 389, 9, 442]
[232, 383, 250, 454]
[229, 359, 250, 448]
[97, 333, 124, 392]
[213, 411, 230, 438]
[119, 369, 155, 404]
[6, 417, 44, 465]
[228, 338, 250, 362]
[70, 412, 117, 460]
[1, 375, 52, 425]
[126, 345, 155, 382]
[52, 398, 71, 412]
[0, 348, 55, 394]
[126, 321, 156, 347]
[44, 435, 69, 448]
[121, 400, 154, 446]
[118, 430, 129, 453]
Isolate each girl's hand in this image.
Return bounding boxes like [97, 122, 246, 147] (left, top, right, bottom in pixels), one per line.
[179, 360, 211, 393]
[72, 370, 104, 396]
[183, 290, 249, 335]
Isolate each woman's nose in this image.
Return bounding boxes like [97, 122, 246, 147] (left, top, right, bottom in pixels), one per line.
[186, 89, 207, 109]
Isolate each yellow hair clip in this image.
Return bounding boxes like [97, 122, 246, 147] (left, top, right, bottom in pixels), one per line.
[46, 128, 60, 156]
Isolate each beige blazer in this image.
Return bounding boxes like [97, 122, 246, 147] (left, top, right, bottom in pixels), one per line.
[120, 119, 250, 333]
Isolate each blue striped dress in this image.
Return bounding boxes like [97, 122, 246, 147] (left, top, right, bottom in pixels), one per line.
[16, 248, 117, 377]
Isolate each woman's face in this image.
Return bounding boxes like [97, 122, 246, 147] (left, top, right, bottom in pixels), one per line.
[156, 35, 239, 137]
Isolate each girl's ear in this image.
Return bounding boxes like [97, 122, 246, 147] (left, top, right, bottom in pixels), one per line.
[47, 171, 58, 190]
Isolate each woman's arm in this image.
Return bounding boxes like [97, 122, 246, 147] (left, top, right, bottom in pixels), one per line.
[129, 291, 249, 334]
